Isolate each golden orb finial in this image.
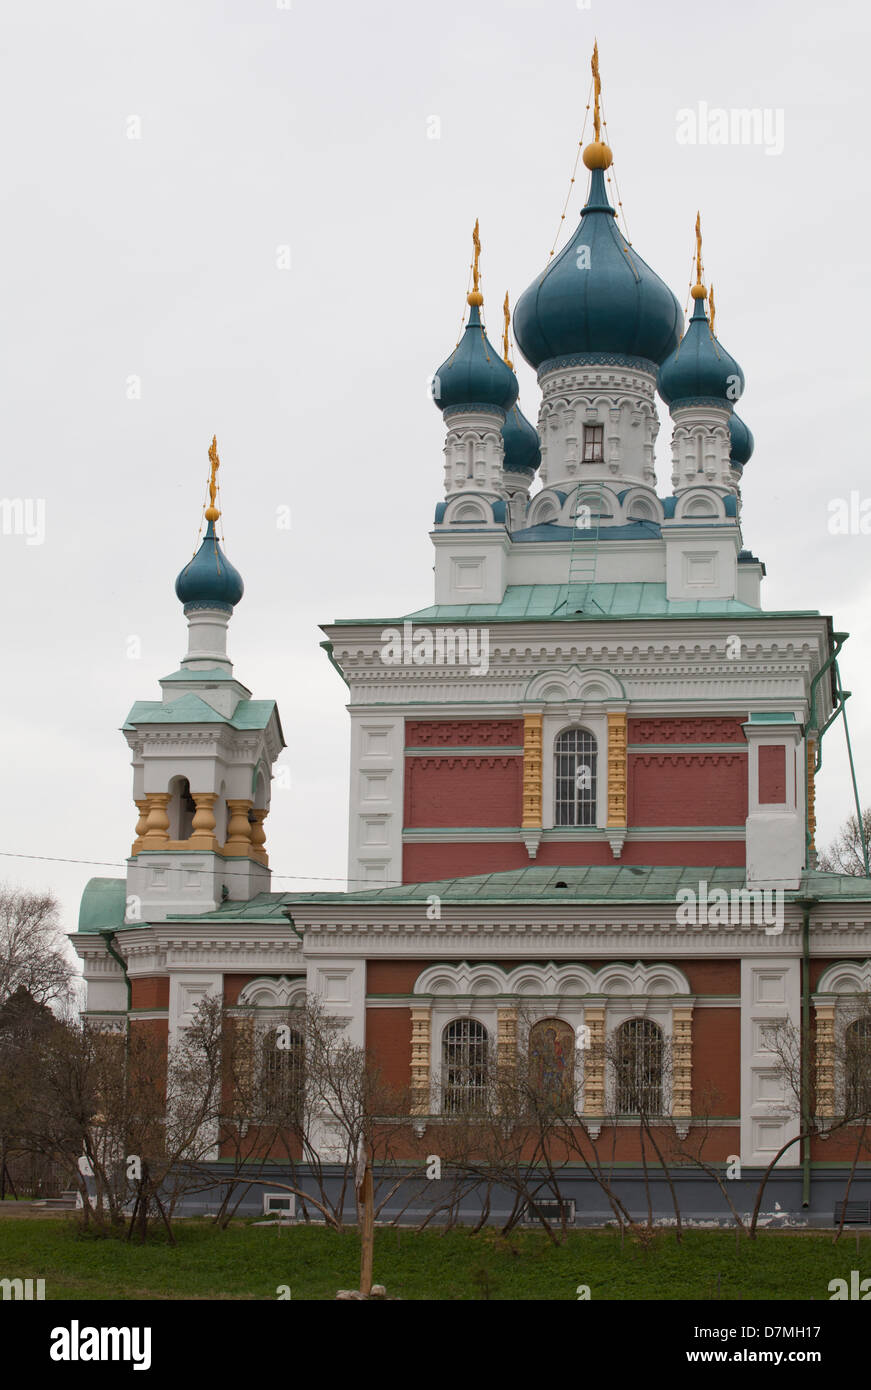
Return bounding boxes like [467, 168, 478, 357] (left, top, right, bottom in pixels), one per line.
[205, 435, 221, 522]
[582, 42, 613, 171]
[467, 219, 484, 306]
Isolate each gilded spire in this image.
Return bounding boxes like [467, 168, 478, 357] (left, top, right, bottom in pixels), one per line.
[468, 219, 483, 307]
[502, 292, 513, 368]
[691, 211, 707, 301]
[582, 42, 613, 171]
[205, 435, 221, 522]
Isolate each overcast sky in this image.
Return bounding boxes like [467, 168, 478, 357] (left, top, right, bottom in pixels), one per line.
[2, 0, 869, 959]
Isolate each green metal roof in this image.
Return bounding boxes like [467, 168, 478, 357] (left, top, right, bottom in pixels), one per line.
[160, 667, 248, 685]
[77, 867, 871, 933]
[77, 878, 129, 933]
[123, 694, 279, 731]
[332, 583, 821, 625]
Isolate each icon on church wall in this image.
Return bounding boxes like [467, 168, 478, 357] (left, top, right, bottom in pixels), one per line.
[529, 1019, 575, 1109]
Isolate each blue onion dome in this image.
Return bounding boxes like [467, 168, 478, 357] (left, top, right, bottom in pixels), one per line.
[729, 412, 754, 468]
[175, 519, 244, 612]
[502, 401, 541, 475]
[513, 152, 682, 372]
[657, 287, 745, 410]
[433, 296, 519, 416]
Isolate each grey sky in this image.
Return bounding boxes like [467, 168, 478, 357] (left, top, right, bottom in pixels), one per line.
[1, 0, 869, 949]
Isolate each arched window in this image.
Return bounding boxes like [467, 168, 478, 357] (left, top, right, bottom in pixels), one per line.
[614, 1018, 664, 1115]
[529, 1019, 575, 1111]
[845, 1017, 871, 1116]
[442, 1019, 488, 1114]
[168, 776, 196, 841]
[260, 1025, 305, 1123]
[555, 728, 597, 826]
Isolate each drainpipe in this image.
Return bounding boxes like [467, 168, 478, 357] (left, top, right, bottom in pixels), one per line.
[805, 628, 848, 865]
[796, 898, 817, 1209]
[320, 640, 349, 689]
[99, 930, 132, 1013]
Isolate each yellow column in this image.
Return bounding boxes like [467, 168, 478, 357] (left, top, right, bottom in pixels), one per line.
[672, 1006, 694, 1120]
[131, 798, 149, 855]
[140, 793, 171, 849]
[249, 808, 269, 866]
[497, 1007, 518, 1078]
[189, 792, 218, 851]
[607, 711, 628, 827]
[225, 799, 254, 855]
[410, 1007, 432, 1116]
[807, 739, 817, 860]
[582, 1007, 606, 1116]
[522, 713, 543, 827]
[815, 1002, 836, 1119]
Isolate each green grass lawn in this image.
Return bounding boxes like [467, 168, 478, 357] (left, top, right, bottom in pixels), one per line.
[0, 1217, 870, 1299]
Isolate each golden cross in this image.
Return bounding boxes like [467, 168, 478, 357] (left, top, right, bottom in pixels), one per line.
[471, 219, 481, 296]
[502, 292, 512, 364]
[592, 42, 602, 143]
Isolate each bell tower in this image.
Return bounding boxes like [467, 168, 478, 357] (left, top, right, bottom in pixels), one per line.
[124, 438, 285, 923]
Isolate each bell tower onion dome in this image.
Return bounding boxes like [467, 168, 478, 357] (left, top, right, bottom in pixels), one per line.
[513, 47, 682, 372]
[175, 436, 244, 612]
[729, 411, 754, 468]
[433, 220, 518, 415]
[658, 225, 745, 410]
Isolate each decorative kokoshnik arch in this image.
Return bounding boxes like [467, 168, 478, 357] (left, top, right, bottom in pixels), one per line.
[409, 961, 694, 1130]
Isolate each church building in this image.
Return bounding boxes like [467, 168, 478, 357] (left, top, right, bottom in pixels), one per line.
[71, 53, 871, 1224]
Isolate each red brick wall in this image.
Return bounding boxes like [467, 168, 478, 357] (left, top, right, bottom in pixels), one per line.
[691, 1007, 740, 1113]
[679, 960, 740, 994]
[130, 977, 169, 1009]
[628, 752, 747, 826]
[403, 838, 745, 881]
[367, 962, 433, 994]
[759, 745, 787, 803]
[629, 717, 747, 744]
[406, 719, 523, 748]
[404, 755, 522, 828]
[224, 974, 261, 1006]
[366, 1007, 412, 1088]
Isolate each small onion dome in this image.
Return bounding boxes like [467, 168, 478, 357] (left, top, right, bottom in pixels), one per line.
[658, 294, 745, 409]
[729, 412, 754, 468]
[433, 300, 519, 415]
[175, 520, 244, 613]
[513, 166, 682, 371]
[502, 402, 541, 476]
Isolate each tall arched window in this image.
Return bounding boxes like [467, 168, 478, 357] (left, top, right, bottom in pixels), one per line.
[555, 728, 597, 826]
[614, 1018, 664, 1115]
[529, 1018, 575, 1111]
[442, 1019, 488, 1114]
[260, 1025, 305, 1123]
[845, 1017, 871, 1116]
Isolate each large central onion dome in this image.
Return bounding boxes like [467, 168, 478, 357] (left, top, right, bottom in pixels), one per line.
[513, 161, 682, 372]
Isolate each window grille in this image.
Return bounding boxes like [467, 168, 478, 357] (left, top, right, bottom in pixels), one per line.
[260, 1026, 305, 1122]
[845, 1017, 871, 1116]
[614, 1018, 664, 1115]
[555, 728, 597, 827]
[442, 1019, 489, 1114]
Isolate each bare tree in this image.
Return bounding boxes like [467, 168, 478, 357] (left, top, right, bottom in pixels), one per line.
[0, 886, 75, 1009]
[818, 808, 871, 876]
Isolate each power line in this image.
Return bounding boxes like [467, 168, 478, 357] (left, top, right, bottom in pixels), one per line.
[0, 850, 405, 891]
